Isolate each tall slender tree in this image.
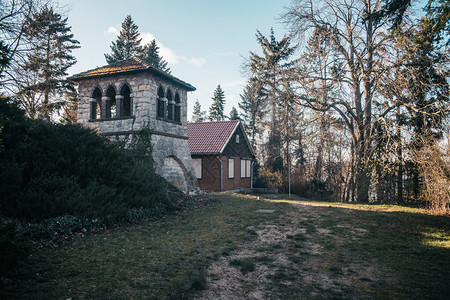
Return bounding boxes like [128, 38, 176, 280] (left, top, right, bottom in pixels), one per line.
[246, 28, 296, 173]
[247, 28, 296, 126]
[139, 39, 170, 73]
[191, 100, 206, 122]
[105, 15, 142, 64]
[229, 106, 240, 120]
[208, 84, 226, 121]
[17, 5, 79, 119]
[239, 78, 268, 147]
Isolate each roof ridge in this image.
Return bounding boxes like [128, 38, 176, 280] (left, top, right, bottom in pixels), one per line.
[188, 119, 239, 125]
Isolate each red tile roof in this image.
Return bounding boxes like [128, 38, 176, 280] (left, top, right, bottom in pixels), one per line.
[187, 120, 240, 154]
[67, 57, 195, 91]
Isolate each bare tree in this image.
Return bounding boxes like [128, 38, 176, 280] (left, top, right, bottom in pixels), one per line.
[0, 0, 35, 87]
[284, 0, 404, 202]
[413, 124, 450, 213]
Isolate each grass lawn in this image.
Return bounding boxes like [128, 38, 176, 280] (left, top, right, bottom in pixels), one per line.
[1, 194, 449, 299]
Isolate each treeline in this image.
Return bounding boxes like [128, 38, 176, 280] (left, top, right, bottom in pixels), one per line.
[191, 85, 240, 122]
[238, 0, 450, 212]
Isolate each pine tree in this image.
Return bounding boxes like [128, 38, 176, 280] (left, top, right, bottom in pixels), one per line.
[105, 15, 142, 64]
[18, 5, 79, 119]
[208, 84, 226, 121]
[248, 28, 296, 127]
[191, 100, 206, 122]
[139, 39, 171, 73]
[229, 106, 240, 120]
[239, 78, 268, 147]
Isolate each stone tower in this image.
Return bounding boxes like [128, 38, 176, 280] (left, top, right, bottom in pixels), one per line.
[68, 58, 200, 194]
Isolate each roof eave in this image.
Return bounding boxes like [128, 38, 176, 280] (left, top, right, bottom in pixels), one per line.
[68, 66, 196, 92]
[219, 121, 240, 154]
[191, 152, 221, 156]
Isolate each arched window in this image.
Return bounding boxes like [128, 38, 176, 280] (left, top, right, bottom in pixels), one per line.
[120, 84, 132, 117]
[91, 87, 102, 119]
[157, 85, 165, 118]
[174, 92, 181, 123]
[167, 89, 174, 120]
[106, 85, 116, 118]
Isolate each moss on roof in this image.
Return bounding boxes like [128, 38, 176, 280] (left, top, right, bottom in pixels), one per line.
[68, 57, 195, 91]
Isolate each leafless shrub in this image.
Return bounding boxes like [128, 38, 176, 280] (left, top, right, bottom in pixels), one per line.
[414, 135, 450, 214]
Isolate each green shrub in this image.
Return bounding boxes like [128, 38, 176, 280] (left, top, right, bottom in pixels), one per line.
[0, 98, 185, 224]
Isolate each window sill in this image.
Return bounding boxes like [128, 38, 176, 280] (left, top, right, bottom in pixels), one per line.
[89, 116, 135, 122]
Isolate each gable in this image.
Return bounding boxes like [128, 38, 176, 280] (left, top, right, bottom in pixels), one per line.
[222, 125, 254, 158]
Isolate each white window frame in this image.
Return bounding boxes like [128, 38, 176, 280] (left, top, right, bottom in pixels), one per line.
[192, 158, 202, 179]
[246, 160, 251, 178]
[240, 159, 246, 178]
[228, 158, 235, 179]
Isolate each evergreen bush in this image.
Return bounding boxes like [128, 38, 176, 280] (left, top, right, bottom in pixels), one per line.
[0, 98, 183, 224]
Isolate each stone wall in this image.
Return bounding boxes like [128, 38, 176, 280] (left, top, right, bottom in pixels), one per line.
[77, 73, 188, 136]
[76, 72, 199, 194]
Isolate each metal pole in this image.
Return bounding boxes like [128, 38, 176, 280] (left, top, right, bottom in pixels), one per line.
[288, 160, 291, 199]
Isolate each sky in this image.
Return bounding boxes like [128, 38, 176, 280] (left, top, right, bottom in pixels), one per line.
[58, 0, 293, 119]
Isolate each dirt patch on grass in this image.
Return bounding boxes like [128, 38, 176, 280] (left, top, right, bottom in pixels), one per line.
[195, 202, 397, 299]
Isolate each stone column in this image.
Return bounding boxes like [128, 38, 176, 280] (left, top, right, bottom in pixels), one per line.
[90, 98, 97, 119]
[101, 96, 110, 119]
[175, 103, 181, 122]
[116, 95, 124, 117]
[161, 97, 168, 119]
[168, 100, 176, 120]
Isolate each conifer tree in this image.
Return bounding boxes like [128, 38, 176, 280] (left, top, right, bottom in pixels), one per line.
[105, 15, 142, 64]
[191, 100, 206, 122]
[18, 5, 79, 119]
[229, 106, 240, 120]
[208, 84, 226, 121]
[139, 39, 171, 73]
[239, 78, 268, 147]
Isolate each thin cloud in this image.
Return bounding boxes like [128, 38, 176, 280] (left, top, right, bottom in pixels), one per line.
[141, 32, 206, 67]
[105, 26, 119, 37]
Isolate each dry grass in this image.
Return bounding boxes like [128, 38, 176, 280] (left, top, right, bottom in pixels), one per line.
[1, 193, 449, 299]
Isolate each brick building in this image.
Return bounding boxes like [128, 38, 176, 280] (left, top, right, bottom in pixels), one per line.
[187, 120, 255, 191]
[68, 57, 200, 194]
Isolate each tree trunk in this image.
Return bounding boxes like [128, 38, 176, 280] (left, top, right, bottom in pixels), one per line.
[355, 131, 370, 203]
[397, 107, 404, 204]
